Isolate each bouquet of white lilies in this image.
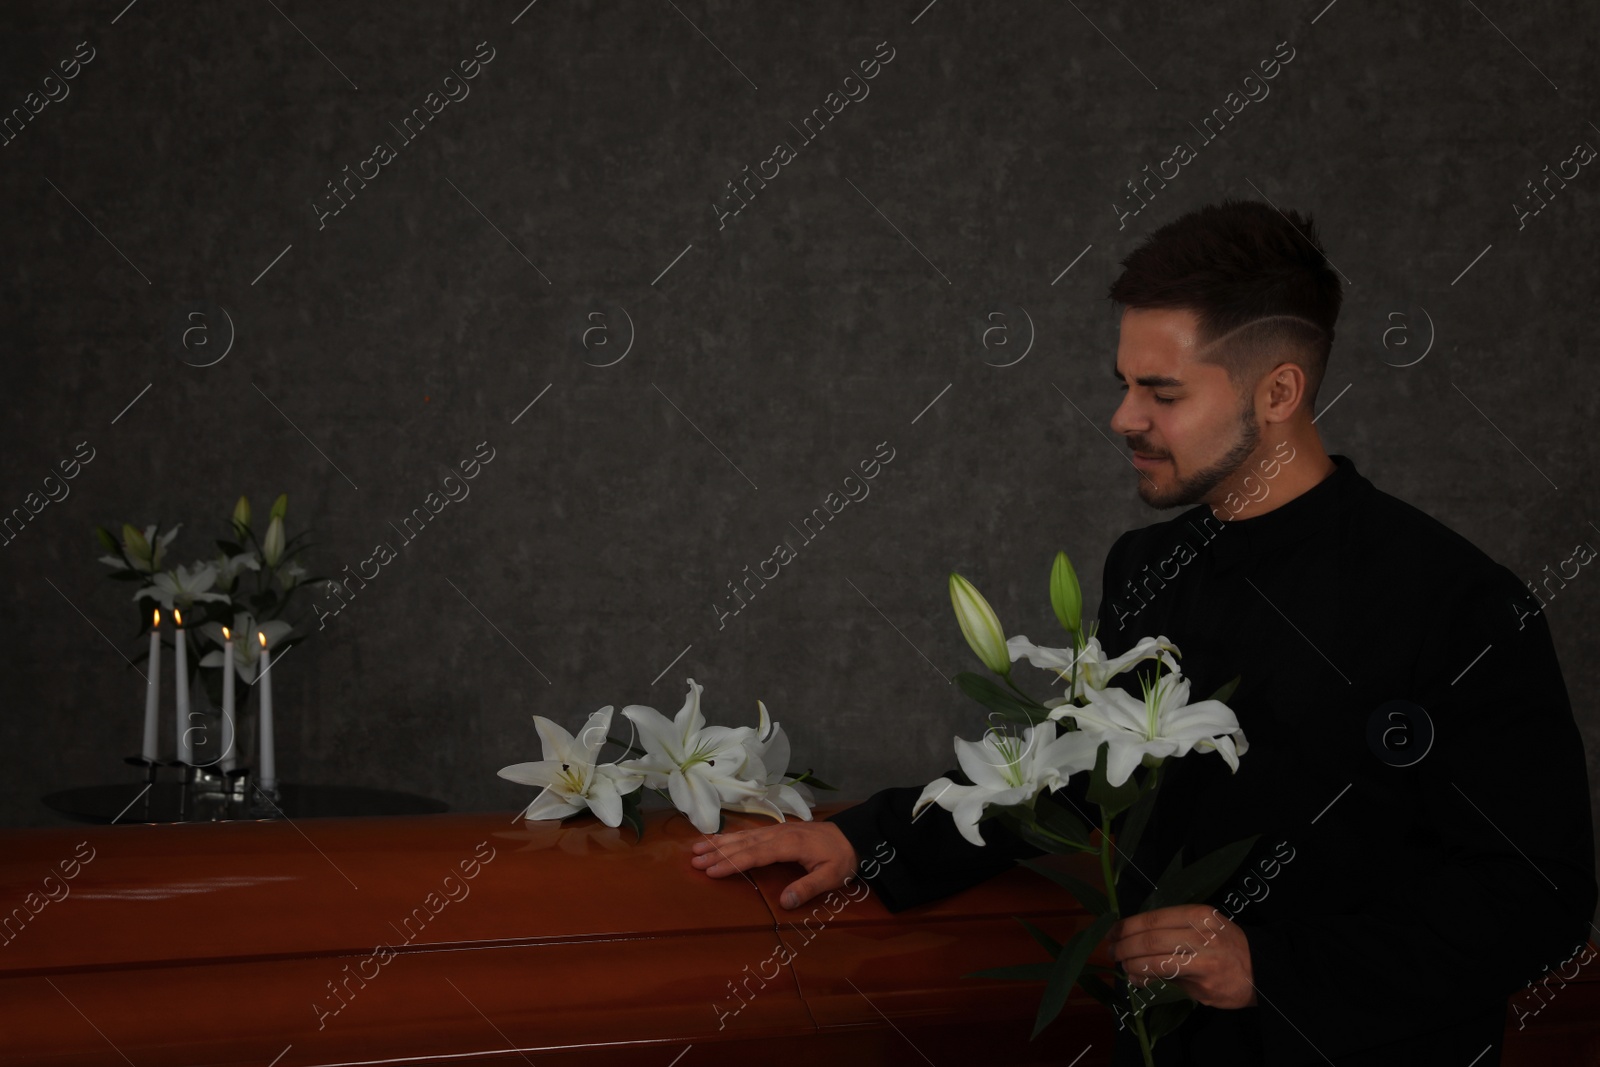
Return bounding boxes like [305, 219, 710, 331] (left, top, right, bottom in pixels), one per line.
[95, 493, 318, 709]
[921, 551, 1255, 1064]
[498, 678, 832, 839]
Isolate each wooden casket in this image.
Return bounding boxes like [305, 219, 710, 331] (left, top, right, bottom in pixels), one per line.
[0, 802, 1113, 1066]
[1, 801, 1595, 1065]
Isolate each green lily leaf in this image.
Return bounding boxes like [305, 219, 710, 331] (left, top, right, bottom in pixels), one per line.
[998, 812, 1091, 856]
[1018, 857, 1109, 915]
[1032, 911, 1115, 1038]
[1144, 997, 1197, 1044]
[786, 769, 836, 791]
[619, 789, 645, 843]
[1015, 916, 1062, 957]
[1141, 835, 1261, 913]
[1035, 793, 1094, 845]
[1208, 673, 1242, 704]
[956, 671, 1049, 724]
[1076, 972, 1117, 1010]
[1113, 769, 1162, 880]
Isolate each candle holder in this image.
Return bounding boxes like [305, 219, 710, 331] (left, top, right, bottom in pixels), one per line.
[122, 753, 163, 785]
[245, 773, 282, 819]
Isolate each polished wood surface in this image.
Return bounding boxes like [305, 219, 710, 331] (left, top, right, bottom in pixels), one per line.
[0, 802, 1108, 1065]
[0, 802, 1593, 1065]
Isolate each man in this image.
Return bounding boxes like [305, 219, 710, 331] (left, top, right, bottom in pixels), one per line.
[689, 199, 1596, 1064]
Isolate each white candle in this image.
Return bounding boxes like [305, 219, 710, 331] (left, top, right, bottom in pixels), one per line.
[174, 609, 191, 764]
[220, 626, 237, 773]
[141, 609, 161, 761]
[257, 631, 276, 792]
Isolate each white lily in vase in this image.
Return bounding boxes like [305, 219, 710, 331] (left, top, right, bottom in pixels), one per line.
[498, 706, 644, 827]
[99, 522, 182, 574]
[213, 549, 261, 595]
[134, 561, 233, 613]
[912, 719, 1102, 847]
[198, 612, 292, 683]
[617, 678, 769, 834]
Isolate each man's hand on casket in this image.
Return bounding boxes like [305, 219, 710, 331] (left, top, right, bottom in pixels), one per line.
[689, 822, 860, 910]
[1108, 905, 1258, 1010]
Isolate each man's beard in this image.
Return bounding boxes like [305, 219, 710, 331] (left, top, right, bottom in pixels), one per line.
[1137, 396, 1260, 510]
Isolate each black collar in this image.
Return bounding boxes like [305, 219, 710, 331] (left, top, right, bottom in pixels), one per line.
[1186, 453, 1373, 572]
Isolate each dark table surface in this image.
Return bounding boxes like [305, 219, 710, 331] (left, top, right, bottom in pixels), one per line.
[42, 781, 450, 824]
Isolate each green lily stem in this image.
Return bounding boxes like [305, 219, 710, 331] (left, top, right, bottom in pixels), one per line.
[1101, 806, 1156, 1067]
[1099, 809, 1120, 916]
[1135, 1018, 1155, 1066]
[1019, 817, 1098, 854]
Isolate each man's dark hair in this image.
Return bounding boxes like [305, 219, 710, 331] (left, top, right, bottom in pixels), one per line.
[1107, 198, 1342, 411]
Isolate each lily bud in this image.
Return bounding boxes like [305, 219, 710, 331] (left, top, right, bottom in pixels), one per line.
[949, 572, 1011, 677]
[262, 515, 286, 567]
[1050, 550, 1083, 635]
[270, 493, 288, 521]
[231, 495, 251, 537]
[121, 523, 152, 566]
[94, 525, 119, 553]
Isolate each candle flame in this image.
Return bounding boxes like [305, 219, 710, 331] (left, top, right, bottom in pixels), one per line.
[258, 631, 267, 649]
[222, 626, 230, 641]
[153, 609, 160, 628]
[174, 608, 183, 627]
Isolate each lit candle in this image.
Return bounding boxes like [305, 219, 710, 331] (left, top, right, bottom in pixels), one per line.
[141, 609, 161, 762]
[220, 626, 237, 773]
[257, 630, 275, 793]
[174, 608, 191, 764]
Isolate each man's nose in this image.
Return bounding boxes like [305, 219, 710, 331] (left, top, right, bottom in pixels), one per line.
[1109, 393, 1142, 437]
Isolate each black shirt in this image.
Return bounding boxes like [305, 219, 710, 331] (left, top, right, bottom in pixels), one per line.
[829, 452, 1596, 1065]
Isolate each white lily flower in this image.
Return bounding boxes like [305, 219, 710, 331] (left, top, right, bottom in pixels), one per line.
[1057, 671, 1249, 788]
[912, 720, 1102, 847]
[262, 515, 286, 567]
[720, 700, 815, 823]
[198, 612, 292, 684]
[1008, 633, 1182, 704]
[214, 550, 261, 593]
[135, 561, 231, 612]
[950, 572, 1012, 676]
[498, 707, 644, 827]
[103, 522, 182, 572]
[276, 559, 307, 590]
[617, 678, 768, 834]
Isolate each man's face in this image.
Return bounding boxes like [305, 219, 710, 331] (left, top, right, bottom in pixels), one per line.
[1110, 307, 1261, 510]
